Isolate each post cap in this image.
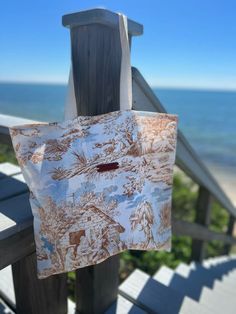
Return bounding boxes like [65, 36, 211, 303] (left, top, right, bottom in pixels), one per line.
[62, 8, 143, 36]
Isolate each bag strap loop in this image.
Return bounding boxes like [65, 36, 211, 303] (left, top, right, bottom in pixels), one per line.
[64, 13, 132, 120]
[118, 13, 132, 111]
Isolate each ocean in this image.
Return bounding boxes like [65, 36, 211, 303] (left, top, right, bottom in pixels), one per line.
[0, 82, 236, 171]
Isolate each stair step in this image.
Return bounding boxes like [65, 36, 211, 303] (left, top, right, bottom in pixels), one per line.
[201, 257, 236, 275]
[203, 256, 229, 267]
[105, 295, 147, 314]
[198, 287, 236, 314]
[0, 298, 14, 314]
[119, 269, 212, 314]
[153, 265, 236, 312]
[181, 262, 236, 292]
[154, 264, 236, 296]
[153, 265, 175, 286]
[190, 262, 236, 286]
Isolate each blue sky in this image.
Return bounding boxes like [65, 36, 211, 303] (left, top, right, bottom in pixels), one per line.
[0, 0, 235, 90]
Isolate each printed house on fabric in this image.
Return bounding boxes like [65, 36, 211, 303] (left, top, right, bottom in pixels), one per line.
[10, 110, 178, 278]
[67, 205, 125, 262]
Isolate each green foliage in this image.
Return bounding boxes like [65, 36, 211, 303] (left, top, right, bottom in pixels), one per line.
[209, 201, 229, 233]
[67, 272, 76, 301]
[0, 143, 17, 164]
[206, 200, 229, 257]
[172, 172, 197, 222]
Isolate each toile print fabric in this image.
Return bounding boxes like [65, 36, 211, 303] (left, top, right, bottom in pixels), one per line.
[10, 109, 178, 278]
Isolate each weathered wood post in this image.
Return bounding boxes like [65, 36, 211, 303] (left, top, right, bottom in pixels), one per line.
[62, 9, 143, 314]
[12, 253, 68, 314]
[191, 186, 212, 262]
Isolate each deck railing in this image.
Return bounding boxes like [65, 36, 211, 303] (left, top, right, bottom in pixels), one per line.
[0, 8, 235, 314]
[132, 67, 236, 255]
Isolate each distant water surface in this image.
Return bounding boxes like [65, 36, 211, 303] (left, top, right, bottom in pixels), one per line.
[0, 82, 236, 170]
[0, 83, 66, 122]
[155, 88, 236, 168]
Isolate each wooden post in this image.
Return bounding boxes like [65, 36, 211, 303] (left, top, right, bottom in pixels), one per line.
[12, 253, 67, 314]
[224, 214, 235, 254]
[191, 186, 212, 262]
[62, 9, 142, 314]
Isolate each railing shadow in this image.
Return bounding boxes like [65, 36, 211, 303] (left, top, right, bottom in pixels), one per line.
[0, 300, 13, 314]
[105, 297, 146, 314]
[166, 258, 236, 301]
[119, 258, 236, 313]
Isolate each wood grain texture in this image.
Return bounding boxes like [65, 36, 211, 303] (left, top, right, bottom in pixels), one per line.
[76, 256, 120, 314]
[71, 23, 122, 115]
[191, 186, 212, 262]
[12, 253, 67, 314]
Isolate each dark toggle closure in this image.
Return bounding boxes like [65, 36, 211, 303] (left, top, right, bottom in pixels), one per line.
[96, 162, 119, 172]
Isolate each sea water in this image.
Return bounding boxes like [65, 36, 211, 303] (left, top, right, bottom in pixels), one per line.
[0, 82, 236, 170]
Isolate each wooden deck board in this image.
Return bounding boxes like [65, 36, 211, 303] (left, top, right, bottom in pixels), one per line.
[0, 226, 35, 270]
[0, 163, 27, 202]
[105, 295, 147, 314]
[0, 175, 27, 201]
[0, 163, 21, 179]
[0, 193, 32, 241]
[153, 264, 236, 312]
[0, 162, 33, 269]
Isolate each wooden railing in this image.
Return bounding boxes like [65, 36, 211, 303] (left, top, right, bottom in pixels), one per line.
[0, 8, 235, 314]
[132, 67, 236, 260]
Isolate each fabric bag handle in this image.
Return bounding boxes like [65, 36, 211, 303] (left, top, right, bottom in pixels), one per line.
[64, 13, 132, 120]
[118, 13, 132, 111]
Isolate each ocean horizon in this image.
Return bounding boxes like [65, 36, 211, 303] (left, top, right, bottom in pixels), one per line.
[0, 82, 236, 172]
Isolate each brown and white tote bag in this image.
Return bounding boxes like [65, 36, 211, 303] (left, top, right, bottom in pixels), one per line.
[10, 14, 178, 279]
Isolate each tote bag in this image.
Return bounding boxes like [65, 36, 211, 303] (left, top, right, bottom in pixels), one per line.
[10, 15, 178, 279]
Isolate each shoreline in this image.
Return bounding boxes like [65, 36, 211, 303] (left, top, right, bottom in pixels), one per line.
[174, 162, 236, 207]
[206, 162, 236, 207]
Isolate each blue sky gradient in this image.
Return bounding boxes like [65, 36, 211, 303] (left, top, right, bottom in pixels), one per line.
[1, 0, 235, 89]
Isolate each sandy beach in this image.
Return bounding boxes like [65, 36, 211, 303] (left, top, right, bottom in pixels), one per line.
[207, 163, 236, 207]
[174, 163, 236, 206]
